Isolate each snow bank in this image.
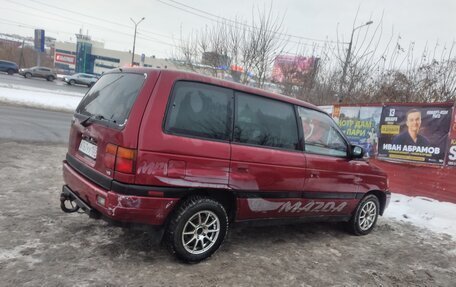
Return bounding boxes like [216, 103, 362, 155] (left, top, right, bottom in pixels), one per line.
[0, 86, 82, 112]
[0, 82, 85, 97]
[385, 193, 456, 239]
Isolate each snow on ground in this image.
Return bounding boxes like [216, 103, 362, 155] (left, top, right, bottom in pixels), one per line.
[0, 85, 455, 240]
[0, 86, 82, 112]
[385, 193, 456, 239]
[0, 82, 85, 97]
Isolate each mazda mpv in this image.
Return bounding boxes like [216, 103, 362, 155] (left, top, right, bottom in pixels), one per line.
[61, 68, 390, 262]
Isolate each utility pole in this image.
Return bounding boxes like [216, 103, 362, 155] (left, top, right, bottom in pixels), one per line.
[130, 17, 145, 66]
[338, 20, 373, 103]
[18, 39, 25, 68]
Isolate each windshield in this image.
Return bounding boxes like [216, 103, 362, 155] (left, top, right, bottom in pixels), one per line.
[75, 73, 145, 127]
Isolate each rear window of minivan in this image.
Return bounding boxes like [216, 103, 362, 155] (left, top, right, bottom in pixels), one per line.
[76, 73, 145, 127]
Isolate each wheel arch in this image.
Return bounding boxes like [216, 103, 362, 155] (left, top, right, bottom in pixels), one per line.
[364, 190, 387, 215]
[179, 189, 237, 222]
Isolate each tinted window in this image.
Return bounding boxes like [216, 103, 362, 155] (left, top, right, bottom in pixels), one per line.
[234, 92, 299, 150]
[298, 107, 347, 157]
[165, 81, 233, 140]
[76, 73, 145, 127]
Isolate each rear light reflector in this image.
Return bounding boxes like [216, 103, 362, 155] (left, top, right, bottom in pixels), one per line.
[97, 195, 106, 207]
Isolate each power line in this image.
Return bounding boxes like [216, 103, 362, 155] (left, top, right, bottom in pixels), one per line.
[155, 0, 335, 50]
[4, 0, 180, 50]
[159, 0, 341, 45]
[26, 0, 176, 41]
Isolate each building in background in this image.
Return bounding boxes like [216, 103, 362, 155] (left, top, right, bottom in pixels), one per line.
[54, 32, 177, 75]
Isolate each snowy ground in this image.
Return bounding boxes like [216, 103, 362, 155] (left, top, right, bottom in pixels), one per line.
[0, 83, 83, 112]
[386, 194, 456, 239]
[0, 83, 455, 242]
[0, 141, 454, 286]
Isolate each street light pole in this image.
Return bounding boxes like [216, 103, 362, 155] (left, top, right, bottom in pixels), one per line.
[338, 20, 373, 103]
[130, 17, 145, 66]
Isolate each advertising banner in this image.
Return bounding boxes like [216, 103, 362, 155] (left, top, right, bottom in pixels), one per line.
[34, 29, 45, 53]
[55, 52, 76, 65]
[446, 107, 456, 166]
[337, 106, 382, 157]
[271, 55, 318, 83]
[378, 105, 452, 164]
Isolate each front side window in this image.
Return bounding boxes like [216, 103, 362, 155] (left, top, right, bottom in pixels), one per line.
[298, 107, 347, 157]
[234, 92, 299, 150]
[165, 81, 233, 141]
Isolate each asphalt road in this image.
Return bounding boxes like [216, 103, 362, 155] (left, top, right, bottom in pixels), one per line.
[0, 103, 72, 143]
[0, 73, 89, 93]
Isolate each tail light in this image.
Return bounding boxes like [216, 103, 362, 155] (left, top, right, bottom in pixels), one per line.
[104, 143, 136, 174]
[116, 146, 136, 173]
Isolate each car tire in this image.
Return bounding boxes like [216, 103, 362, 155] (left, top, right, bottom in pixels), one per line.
[165, 196, 228, 263]
[25, 73, 32, 78]
[347, 194, 380, 236]
[7, 69, 14, 75]
[69, 80, 75, 85]
[47, 75, 55, 81]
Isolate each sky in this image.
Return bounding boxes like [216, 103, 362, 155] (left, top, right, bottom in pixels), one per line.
[0, 0, 455, 60]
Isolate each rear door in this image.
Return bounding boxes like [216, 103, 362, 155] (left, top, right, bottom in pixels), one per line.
[136, 78, 233, 188]
[230, 92, 307, 220]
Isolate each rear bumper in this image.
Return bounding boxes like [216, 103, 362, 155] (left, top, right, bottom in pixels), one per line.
[62, 161, 179, 226]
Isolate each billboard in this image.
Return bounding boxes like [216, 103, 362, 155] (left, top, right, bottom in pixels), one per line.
[34, 29, 45, 52]
[336, 106, 382, 157]
[378, 105, 452, 164]
[55, 52, 76, 65]
[446, 107, 456, 166]
[271, 55, 318, 83]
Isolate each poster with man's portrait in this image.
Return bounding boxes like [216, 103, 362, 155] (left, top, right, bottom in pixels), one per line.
[378, 105, 452, 164]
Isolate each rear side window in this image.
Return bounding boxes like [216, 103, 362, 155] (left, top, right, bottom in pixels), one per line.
[165, 81, 233, 141]
[234, 92, 299, 150]
[76, 73, 145, 127]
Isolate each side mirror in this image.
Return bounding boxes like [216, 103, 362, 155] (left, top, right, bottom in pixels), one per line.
[351, 145, 364, 159]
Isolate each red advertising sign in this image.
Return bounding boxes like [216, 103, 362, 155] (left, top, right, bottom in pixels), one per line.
[271, 55, 318, 83]
[55, 52, 76, 65]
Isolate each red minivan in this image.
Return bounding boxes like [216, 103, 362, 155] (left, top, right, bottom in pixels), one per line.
[61, 68, 390, 262]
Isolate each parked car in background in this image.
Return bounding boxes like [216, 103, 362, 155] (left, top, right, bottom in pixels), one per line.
[19, 66, 57, 81]
[63, 73, 99, 87]
[0, 60, 19, 75]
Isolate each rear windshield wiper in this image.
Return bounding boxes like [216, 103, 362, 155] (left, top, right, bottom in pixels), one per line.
[80, 114, 108, 127]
